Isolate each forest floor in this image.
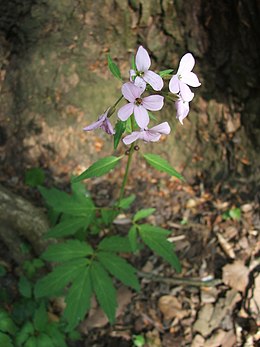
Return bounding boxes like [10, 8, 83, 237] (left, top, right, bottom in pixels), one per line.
[0, 68, 258, 347]
[78, 164, 260, 347]
[1, 150, 260, 347]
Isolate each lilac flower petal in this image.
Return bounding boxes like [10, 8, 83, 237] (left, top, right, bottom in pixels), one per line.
[169, 75, 180, 94]
[118, 103, 134, 121]
[181, 71, 201, 87]
[83, 117, 105, 131]
[134, 76, 146, 92]
[179, 81, 194, 102]
[140, 130, 161, 142]
[143, 70, 163, 91]
[101, 119, 115, 135]
[122, 82, 142, 103]
[175, 99, 189, 125]
[142, 95, 164, 111]
[134, 105, 150, 128]
[122, 131, 141, 145]
[178, 53, 195, 74]
[150, 122, 171, 134]
[135, 46, 151, 72]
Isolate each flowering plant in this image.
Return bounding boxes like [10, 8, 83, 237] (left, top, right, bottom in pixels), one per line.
[35, 46, 201, 331]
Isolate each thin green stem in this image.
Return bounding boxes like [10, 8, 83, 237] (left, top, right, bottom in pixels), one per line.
[118, 115, 136, 202]
[118, 143, 135, 201]
[113, 95, 124, 107]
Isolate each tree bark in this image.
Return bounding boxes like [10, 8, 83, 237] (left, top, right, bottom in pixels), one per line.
[0, 185, 49, 263]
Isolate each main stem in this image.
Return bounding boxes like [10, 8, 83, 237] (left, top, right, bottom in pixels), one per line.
[118, 143, 134, 201]
[118, 116, 136, 202]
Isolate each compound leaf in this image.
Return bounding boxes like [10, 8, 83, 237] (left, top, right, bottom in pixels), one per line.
[90, 261, 117, 324]
[98, 251, 140, 291]
[133, 208, 155, 222]
[45, 217, 89, 239]
[64, 266, 92, 331]
[35, 258, 88, 298]
[139, 224, 181, 273]
[98, 235, 132, 253]
[42, 240, 93, 262]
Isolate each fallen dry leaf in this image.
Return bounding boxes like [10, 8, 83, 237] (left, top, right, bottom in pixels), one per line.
[204, 329, 236, 347]
[80, 286, 132, 331]
[245, 272, 260, 324]
[216, 232, 235, 259]
[223, 261, 250, 292]
[191, 334, 205, 347]
[194, 290, 241, 337]
[146, 329, 162, 347]
[158, 295, 188, 321]
[201, 286, 218, 304]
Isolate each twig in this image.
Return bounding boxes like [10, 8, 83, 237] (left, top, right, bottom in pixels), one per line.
[138, 271, 222, 287]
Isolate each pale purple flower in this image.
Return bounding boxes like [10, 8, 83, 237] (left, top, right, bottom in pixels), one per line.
[123, 122, 171, 145]
[169, 53, 201, 102]
[175, 98, 190, 125]
[83, 108, 115, 135]
[131, 46, 163, 91]
[118, 82, 164, 129]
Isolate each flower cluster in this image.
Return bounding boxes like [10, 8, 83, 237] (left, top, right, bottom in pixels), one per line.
[83, 46, 201, 144]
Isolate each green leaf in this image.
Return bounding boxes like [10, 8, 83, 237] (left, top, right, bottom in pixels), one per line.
[15, 322, 34, 347]
[38, 186, 71, 209]
[159, 69, 174, 77]
[71, 181, 91, 200]
[139, 224, 181, 273]
[0, 332, 13, 347]
[143, 154, 184, 181]
[39, 186, 95, 217]
[45, 325, 67, 347]
[0, 265, 6, 277]
[64, 266, 92, 331]
[42, 240, 93, 262]
[114, 120, 126, 149]
[53, 200, 94, 217]
[98, 236, 132, 253]
[125, 117, 132, 133]
[12, 301, 36, 326]
[90, 261, 117, 324]
[45, 217, 88, 239]
[118, 194, 136, 209]
[229, 207, 241, 221]
[18, 276, 32, 298]
[24, 336, 37, 347]
[37, 333, 55, 347]
[101, 208, 119, 226]
[133, 334, 146, 347]
[33, 303, 48, 332]
[133, 208, 156, 222]
[35, 258, 89, 298]
[107, 54, 122, 80]
[25, 167, 45, 187]
[98, 252, 140, 291]
[72, 156, 123, 183]
[0, 310, 17, 335]
[128, 225, 138, 252]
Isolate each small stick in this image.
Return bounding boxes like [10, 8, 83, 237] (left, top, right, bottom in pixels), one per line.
[138, 271, 222, 287]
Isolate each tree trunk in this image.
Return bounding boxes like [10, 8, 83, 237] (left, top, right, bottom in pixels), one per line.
[0, 185, 49, 263]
